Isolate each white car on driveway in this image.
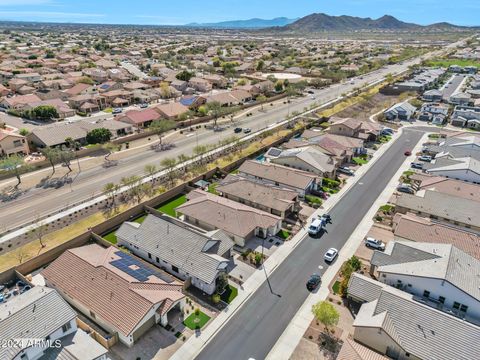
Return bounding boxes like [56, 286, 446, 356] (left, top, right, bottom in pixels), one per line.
[324, 248, 338, 262]
[365, 237, 386, 250]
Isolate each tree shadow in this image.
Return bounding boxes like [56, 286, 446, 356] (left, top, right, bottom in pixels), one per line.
[317, 332, 343, 360]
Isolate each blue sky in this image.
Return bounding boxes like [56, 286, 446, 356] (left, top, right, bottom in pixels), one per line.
[0, 0, 478, 26]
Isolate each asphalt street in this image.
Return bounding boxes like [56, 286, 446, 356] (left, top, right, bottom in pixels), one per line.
[0, 58, 420, 230]
[195, 128, 425, 360]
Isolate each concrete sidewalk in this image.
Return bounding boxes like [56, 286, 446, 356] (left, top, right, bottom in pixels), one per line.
[266, 130, 428, 360]
[169, 127, 406, 360]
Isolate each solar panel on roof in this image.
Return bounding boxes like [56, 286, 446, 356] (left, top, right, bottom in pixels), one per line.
[267, 148, 282, 157]
[110, 251, 173, 283]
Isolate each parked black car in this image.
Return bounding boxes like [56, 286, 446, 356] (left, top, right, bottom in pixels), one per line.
[306, 274, 321, 291]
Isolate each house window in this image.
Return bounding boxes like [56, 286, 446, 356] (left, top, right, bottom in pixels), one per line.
[172, 265, 179, 273]
[423, 290, 430, 298]
[156, 257, 159, 263]
[62, 322, 72, 333]
[460, 305, 468, 313]
[453, 302, 461, 310]
[20, 354, 28, 360]
[438, 296, 445, 304]
[148, 253, 152, 259]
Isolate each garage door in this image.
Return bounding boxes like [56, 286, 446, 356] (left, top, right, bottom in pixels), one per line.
[132, 315, 155, 342]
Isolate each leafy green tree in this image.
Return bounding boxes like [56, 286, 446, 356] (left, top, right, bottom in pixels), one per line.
[41, 147, 60, 174]
[206, 101, 223, 129]
[177, 153, 189, 163]
[222, 62, 237, 79]
[103, 182, 119, 209]
[58, 150, 75, 173]
[145, 48, 153, 58]
[160, 157, 177, 184]
[86, 128, 111, 144]
[149, 120, 176, 146]
[19, 128, 29, 136]
[274, 80, 283, 92]
[198, 105, 208, 117]
[312, 301, 340, 335]
[176, 70, 194, 81]
[0, 155, 30, 188]
[256, 60, 265, 71]
[77, 76, 94, 85]
[144, 164, 157, 178]
[257, 95, 267, 110]
[24, 105, 58, 120]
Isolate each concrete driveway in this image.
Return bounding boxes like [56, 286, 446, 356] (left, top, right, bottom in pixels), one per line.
[109, 325, 181, 360]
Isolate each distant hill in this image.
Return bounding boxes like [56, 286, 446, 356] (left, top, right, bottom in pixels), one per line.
[186, 17, 297, 29]
[277, 13, 467, 32]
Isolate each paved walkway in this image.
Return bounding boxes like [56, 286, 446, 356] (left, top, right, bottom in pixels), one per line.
[169, 125, 412, 360]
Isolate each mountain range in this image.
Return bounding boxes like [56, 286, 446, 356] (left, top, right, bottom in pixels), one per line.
[185, 17, 297, 29]
[185, 13, 471, 32]
[279, 13, 466, 32]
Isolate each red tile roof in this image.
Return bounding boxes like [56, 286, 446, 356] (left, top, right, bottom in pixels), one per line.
[42, 245, 184, 337]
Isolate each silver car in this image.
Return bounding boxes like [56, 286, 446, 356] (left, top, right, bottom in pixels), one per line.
[324, 248, 338, 262]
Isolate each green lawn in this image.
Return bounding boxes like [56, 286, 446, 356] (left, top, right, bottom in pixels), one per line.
[220, 285, 238, 304]
[276, 229, 291, 240]
[156, 194, 187, 217]
[425, 58, 480, 68]
[322, 186, 339, 194]
[183, 311, 211, 330]
[102, 214, 146, 244]
[134, 214, 147, 224]
[379, 204, 394, 213]
[378, 135, 391, 143]
[332, 280, 341, 295]
[103, 231, 117, 244]
[305, 194, 323, 205]
[352, 157, 368, 165]
[208, 183, 219, 195]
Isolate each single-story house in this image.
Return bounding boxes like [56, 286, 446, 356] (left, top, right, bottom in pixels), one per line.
[238, 160, 320, 196]
[0, 286, 108, 360]
[116, 214, 234, 295]
[347, 273, 480, 360]
[154, 102, 189, 120]
[268, 146, 336, 178]
[216, 175, 300, 218]
[42, 244, 185, 347]
[117, 108, 161, 128]
[176, 189, 282, 247]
